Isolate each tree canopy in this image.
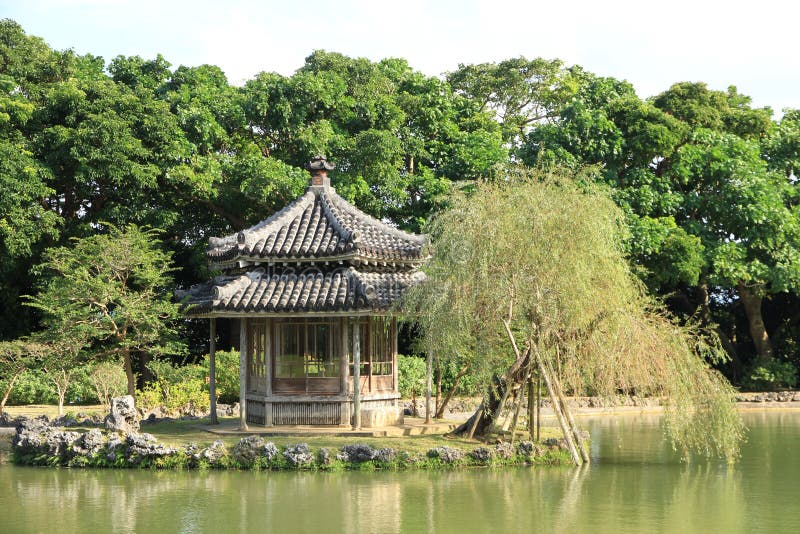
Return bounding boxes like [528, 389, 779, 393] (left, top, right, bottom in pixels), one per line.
[0, 18, 798, 394]
[405, 167, 744, 461]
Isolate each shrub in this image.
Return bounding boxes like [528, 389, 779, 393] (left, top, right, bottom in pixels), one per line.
[437, 358, 481, 396]
[88, 362, 127, 406]
[1, 369, 55, 405]
[746, 359, 798, 391]
[64, 366, 97, 405]
[136, 359, 209, 415]
[398, 355, 427, 398]
[202, 349, 239, 404]
[0, 366, 105, 406]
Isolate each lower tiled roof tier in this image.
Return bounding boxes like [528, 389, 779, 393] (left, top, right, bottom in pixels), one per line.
[176, 267, 425, 316]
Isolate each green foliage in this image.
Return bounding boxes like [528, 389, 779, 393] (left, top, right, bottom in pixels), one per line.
[1, 369, 54, 405]
[62, 366, 95, 404]
[137, 359, 207, 415]
[397, 355, 426, 397]
[436, 358, 481, 396]
[26, 223, 183, 395]
[447, 57, 578, 145]
[517, 67, 799, 368]
[136, 378, 207, 415]
[405, 166, 744, 460]
[746, 360, 798, 391]
[88, 362, 127, 406]
[1, 19, 799, 391]
[0, 339, 48, 408]
[1, 365, 103, 406]
[627, 215, 705, 289]
[201, 349, 239, 404]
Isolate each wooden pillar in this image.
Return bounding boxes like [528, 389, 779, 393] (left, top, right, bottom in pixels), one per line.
[425, 350, 433, 424]
[239, 317, 249, 431]
[209, 318, 218, 425]
[264, 318, 273, 427]
[392, 318, 399, 393]
[340, 318, 349, 394]
[527, 374, 535, 440]
[352, 318, 361, 430]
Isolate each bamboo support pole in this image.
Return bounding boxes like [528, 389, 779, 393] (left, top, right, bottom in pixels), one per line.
[537, 356, 581, 465]
[547, 359, 590, 464]
[527, 375, 535, 440]
[536, 373, 541, 442]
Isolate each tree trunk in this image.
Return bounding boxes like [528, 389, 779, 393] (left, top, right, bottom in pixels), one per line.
[467, 401, 484, 439]
[425, 351, 432, 424]
[508, 379, 526, 445]
[452, 319, 530, 439]
[738, 283, 774, 360]
[435, 363, 470, 418]
[57, 389, 66, 416]
[51, 368, 69, 417]
[123, 348, 136, 398]
[435, 359, 441, 417]
[0, 371, 22, 416]
[697, 284, 740, 362]
[536, 374, 541, 441]
[452, 375, 504, 437]
[453, 355, 529, 437]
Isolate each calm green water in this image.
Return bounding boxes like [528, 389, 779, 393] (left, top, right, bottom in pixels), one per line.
[1, 411, 798, 534]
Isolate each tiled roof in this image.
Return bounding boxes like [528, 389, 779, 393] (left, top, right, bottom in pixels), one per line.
[176, 267, 425, 315]
[206, 186, 427, 266]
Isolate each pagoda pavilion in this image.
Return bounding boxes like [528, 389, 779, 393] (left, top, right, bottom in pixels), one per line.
[178, 156, 428, 429]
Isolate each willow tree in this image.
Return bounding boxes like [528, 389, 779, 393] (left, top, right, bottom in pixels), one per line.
[405, 166, 744, 464]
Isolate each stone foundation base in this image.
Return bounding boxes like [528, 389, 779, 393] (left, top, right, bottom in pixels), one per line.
[360, 406, 404, 428]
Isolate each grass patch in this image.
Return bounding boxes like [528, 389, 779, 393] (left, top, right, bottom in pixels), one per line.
[2, 405, 106, 418]
[142, 417, 561, 453]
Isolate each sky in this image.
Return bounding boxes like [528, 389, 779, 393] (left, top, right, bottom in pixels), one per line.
[2, 0, 798, 114]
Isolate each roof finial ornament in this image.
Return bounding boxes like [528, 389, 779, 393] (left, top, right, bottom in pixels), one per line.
[305, 155, 334, 188]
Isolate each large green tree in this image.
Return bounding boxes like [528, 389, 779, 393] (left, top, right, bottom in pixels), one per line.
[447, 57, 580, 146]
[26, 224, 182, 397]
[521, 78, 799, 374]
[242, 51, 507, 231]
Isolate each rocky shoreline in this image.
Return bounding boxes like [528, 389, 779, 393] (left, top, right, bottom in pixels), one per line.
[3, 391, 797, 471]
[6, 415, 570, 470]
[2, 395, 571, 470]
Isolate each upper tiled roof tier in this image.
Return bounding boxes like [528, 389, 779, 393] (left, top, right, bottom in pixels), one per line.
[206, 182, 427, 268]
[177, 267, 425, 316]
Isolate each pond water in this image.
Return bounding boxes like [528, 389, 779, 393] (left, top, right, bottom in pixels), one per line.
[1, 411, 798, 533]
